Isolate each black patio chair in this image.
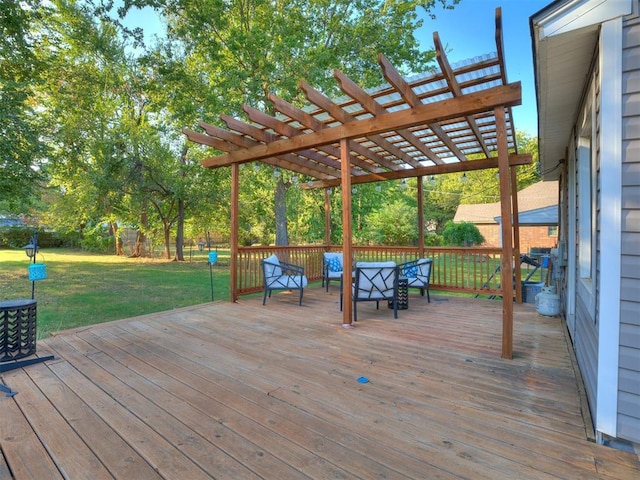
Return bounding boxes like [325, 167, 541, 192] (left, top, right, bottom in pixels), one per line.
[261, 254, 308, 306]
[398, 258, 433, 303]
[340, 261, 399, 321]
[322, 252, 344, 291]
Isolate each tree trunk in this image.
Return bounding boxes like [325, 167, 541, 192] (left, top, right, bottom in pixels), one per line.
[275, 178, 289, 246]
[173, 197, 185, 261]
[110, 222, 123, 256]
[133, 209, 148, 257]
[163, 220, 171, 259]
[173, 147, 187, 261]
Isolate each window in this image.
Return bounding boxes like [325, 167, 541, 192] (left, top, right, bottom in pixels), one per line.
[577, 118, 593, 280]
[548, 226, 558, 237]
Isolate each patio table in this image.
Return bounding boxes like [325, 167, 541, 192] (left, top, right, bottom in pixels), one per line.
[389, 277, 409, 310]
[0, 299, 37, 362]
[0, 299, 54, 373]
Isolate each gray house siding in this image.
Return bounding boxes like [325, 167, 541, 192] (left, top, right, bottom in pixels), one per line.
[619, 12, 640, 443]
[532, 0, 640, 446]
[570, 53, 601, 429]
[575, 294, 598, 416]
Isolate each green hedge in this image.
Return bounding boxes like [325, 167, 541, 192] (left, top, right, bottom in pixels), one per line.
[0, 227, 65, 249]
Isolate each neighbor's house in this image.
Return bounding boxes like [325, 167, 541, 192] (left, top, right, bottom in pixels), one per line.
[531, 0, 640, 448]
[453, 181, 559, 253]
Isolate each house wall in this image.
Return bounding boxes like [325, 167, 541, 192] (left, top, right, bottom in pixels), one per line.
[566, 99, 600, 427]
[564, 10, 640, 445]
[562, 38, 602, 436]
[477, 225, 557, 251]
[618, 10, 640, 443]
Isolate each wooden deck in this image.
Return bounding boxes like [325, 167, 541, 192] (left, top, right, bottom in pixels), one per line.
[1, 287, 639, 479]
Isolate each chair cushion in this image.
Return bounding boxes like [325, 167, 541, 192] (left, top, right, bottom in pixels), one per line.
[263, 254, 282, 277]
[355, 261, 396, 269]
[328, 256, 342, 272]
[354, 261, 397, 299]
[402, 265, 418, 278]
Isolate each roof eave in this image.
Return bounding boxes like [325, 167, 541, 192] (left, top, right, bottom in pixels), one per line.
[530, 0, 633, 181]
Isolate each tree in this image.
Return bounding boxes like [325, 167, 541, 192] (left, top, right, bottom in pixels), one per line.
[364, 199, 418, 246]
[15, 0, 463, 258]
[150, 0, 459, 245]
[0, 0, 47, 211]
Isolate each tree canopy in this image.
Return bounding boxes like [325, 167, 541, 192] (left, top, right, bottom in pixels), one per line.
[0, 0, 544, 256]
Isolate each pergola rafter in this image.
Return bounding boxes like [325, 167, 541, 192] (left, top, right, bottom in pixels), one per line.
[297, 80, 420, 170]
[265, 93, 387, 174]
[333, 69, 446, 165]
[183, 7, 526, 359]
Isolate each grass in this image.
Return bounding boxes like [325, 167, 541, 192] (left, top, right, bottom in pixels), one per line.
[0, 248, 230, 339]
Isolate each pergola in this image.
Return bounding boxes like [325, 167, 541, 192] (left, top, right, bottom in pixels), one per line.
[183, 8, 531, 359]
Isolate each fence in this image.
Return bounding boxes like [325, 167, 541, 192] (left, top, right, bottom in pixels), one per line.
[235, 245, 504, 297]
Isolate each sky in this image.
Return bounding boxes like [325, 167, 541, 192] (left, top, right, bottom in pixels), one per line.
[416, 0, 551, 136]
[122, 0, 552, 137]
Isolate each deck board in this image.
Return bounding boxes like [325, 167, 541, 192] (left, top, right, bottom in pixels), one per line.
[1, 288, 639, 479]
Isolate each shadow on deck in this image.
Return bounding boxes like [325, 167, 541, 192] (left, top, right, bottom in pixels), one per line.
[1, 286, 639, 479]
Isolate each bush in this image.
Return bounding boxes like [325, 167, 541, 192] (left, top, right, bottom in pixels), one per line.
[79, 231, 114, 253]
[424, 233, 443, 246]
[442, 221, 485, 247]
[0, 227, 65, 249]
[362, 200, 418, 245]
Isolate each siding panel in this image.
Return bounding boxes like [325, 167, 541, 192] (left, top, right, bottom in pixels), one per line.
[617, 414, 640, 443]
[622, 159, 640, 186]
[575, 294, 598, 416]
[620, 252, 640, 277]
[621, 208, 640, 230]
[621, 300, 640, 326]
[620, 368, 640, 396]
[622, 115, 640, 137]
[618, 11, 640, 444]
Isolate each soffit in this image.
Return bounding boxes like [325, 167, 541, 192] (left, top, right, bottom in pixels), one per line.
[531, 0, 633, 180]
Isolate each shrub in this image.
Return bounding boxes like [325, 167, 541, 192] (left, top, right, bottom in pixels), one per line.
[442, 221, 485, 247]
[0, 227, 64, 249]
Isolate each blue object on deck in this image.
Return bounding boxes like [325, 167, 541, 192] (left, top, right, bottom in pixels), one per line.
[357, 376, 369, 384]
[541, 255, 550, 268]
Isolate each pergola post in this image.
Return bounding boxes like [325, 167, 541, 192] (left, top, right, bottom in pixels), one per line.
[511, 167, 523, 303]
[230, 163, 239, 302]
[496, 107, 514, 359]
[417, 176, 425, 257]
[324, 187, 331, 248]
[340, 139, 353, 326]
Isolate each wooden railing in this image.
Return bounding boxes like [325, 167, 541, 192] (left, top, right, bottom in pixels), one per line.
[236, 245, 504, 297]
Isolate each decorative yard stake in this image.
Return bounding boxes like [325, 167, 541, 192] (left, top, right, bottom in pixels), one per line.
[207, 231, 218, 301]
[24, 230, 47, 299]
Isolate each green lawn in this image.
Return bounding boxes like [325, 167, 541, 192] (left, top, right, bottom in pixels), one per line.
[0, 248, 230, 339]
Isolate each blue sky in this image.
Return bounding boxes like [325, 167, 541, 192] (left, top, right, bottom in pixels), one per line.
[417, 0, 551, 136]
[122, 0, 551, 137]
